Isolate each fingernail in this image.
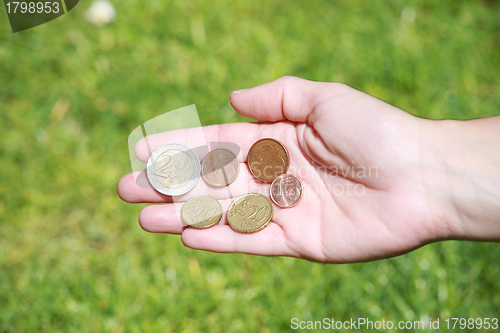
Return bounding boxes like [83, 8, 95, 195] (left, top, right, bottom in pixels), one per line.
[231, 88, 249, 95]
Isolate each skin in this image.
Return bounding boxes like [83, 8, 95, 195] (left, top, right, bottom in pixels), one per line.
[117, 76, 500, 263]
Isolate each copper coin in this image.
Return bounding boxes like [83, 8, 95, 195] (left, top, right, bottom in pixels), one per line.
[201, 149, 239, 187]
[270, 174, 303, 208]
[248, 138, 289, 183]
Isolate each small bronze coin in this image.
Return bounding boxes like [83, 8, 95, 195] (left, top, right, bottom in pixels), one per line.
[201, 149, 240, 187]
[270, 174, 303, 208]
[227, 193, 273, 233]
[248, 138, 289, 183]
[181, 196, 222, 229]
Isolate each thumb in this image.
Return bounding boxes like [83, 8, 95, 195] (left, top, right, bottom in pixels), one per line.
[229, 76, 348, 123]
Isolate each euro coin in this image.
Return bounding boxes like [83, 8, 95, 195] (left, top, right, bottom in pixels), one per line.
[270, 174, 303, 208]
[146, 143, 201, 196]
[248, 138, 289, 183]
[181, 196, 222, 229]
[227, 193, 273, 233]
[201, 148, 239, 187]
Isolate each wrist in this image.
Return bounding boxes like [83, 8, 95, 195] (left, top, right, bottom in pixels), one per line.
[429, 117, 500, 241]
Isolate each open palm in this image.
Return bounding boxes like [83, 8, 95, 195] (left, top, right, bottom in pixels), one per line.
[117, 77, 451, 263]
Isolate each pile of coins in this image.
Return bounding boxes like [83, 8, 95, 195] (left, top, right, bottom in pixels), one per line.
[146, 138, 303, 233]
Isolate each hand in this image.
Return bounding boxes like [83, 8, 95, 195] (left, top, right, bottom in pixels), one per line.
[117, 76, 495, 263]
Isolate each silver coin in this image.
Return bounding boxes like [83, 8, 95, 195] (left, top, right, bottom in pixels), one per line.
[146, 143, 201, 196]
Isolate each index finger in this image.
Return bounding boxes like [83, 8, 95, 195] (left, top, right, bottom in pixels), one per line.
[134, 122, 295, 163]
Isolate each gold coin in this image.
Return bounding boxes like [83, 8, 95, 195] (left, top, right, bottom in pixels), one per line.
[248, 138, 289, 183]
[181, 196, 222, 229]
[201, 148, 240, 187]
[227, 193, 273, 233]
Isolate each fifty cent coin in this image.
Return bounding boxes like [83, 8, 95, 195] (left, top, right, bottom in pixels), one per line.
[181, 196, 222, 229]
[248, 138, 289, 183]
[201, 148, 239, 187]
[146, 143, 201, 196]
[270, 174, 303, 208]
[227, 193, 273, 233]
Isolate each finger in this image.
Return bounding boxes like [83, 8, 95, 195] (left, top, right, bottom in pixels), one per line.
[229, 76, 351, 123]
[139, 198, 234, 234]
[134, 122, 296, 163]
[181, 222, 296, 257]
[139, 203, 184, 234]
[117, 172, 173, 203]
[117, 164, 268, 203]
[138, 194, 307, 234]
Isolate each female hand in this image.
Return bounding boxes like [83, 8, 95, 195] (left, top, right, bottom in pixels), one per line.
[117, 76, 499, 263]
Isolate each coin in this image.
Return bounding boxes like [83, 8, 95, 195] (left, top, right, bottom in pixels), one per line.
[181, 196, 222, 229]
[270, 174, 303, 208]
[227, 193, 273, 233]
[201, 148, 239, 187]
[146, 143, 201, 196]
[248, 138, 289, 183]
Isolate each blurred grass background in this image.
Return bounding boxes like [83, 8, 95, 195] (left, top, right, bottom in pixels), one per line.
[1, 0, 500, 332]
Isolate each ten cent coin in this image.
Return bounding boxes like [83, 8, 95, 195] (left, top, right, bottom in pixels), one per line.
[227, 193, 273, 233]
[201, 148, 239, 187]
[270, 174, 303, 208]
[181, 196, 222, 229]
[248, 138, 289, 183]
[146, 143, 201, 196]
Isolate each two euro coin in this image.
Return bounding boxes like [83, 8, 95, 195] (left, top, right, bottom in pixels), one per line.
[146, 143, 201, 196]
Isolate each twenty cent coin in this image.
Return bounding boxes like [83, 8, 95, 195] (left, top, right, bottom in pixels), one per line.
[201, 148, 239, 187]
[181, 196, 222, 229]
[227, 193, 273, 233]
[270, 174, 303, 208]
[146, 143, 201, 196]
[248, 138, 289, 183]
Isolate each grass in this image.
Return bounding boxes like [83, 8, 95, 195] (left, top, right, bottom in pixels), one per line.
[1, 0, 500, 331]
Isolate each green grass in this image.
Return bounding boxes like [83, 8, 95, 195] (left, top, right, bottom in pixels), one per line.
[1, 0, 500, 332]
